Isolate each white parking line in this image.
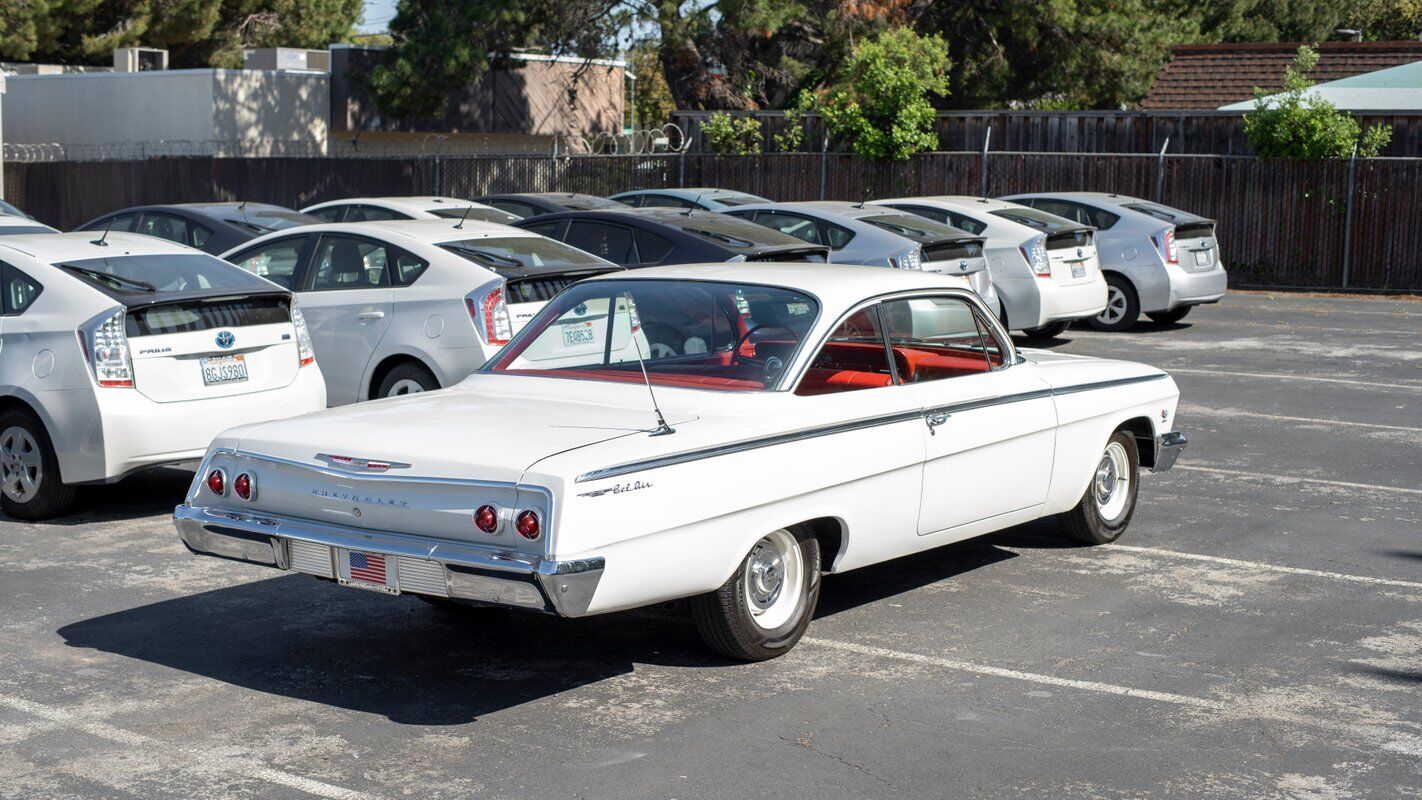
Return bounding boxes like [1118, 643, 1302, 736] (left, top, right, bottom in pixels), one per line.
[803, 637, 1231, 710]
[1166, 367, 1422, 391]
[1100, 544, 1422, 590]
[1181, 405, 1422, 434]
[1175, 464, 1422, 497]
[0, 694, 378, 800]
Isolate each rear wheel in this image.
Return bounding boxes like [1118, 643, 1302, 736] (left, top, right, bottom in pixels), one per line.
[1023, 320, 1071, 339]
[1147, 306, 1192, 324]
[691, 527, 820, 661]
[0, 408, 76, 521]
[1058, 430, 1139, 545]
[376, 362, 438, 399]
[1089, 274, 1140, 332]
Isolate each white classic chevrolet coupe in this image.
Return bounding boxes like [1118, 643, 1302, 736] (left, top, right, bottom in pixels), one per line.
[175, 263, 1185, 660]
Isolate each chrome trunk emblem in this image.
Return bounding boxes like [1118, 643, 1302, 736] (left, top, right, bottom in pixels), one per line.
[316, 453, 413, 473]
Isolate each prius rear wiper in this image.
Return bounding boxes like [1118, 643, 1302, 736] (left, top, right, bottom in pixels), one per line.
[443, 244, 525, 268]
[61, 264, 157, 293]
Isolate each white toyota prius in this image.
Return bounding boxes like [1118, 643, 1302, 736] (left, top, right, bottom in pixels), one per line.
[0, 232, 326, 519]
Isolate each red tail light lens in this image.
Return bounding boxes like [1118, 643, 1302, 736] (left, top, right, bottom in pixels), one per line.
[206, 469, 226, 496]
[234, 472, 253, 500]
[474, 504, 499, 533]
[515, 510, 541, 540]
[1164, 228, 1178, 265]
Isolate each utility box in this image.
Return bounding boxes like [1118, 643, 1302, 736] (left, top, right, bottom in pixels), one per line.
[243, 48, 331, 73]
[113, 48, 168, 72]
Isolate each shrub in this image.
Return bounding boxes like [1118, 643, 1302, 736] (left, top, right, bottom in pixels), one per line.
[1244, 46, 1393, 159]
[819, 27, 951, 161]
[703, 111, 764, 155]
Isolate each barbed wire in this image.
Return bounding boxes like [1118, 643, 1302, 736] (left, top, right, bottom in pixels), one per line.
[578, 124, 689, 155]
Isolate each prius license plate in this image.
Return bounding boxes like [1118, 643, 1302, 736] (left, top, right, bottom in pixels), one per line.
[200, 354, 248, 386]
[1071, 263, 1086, 279]
[562, 322, 596, 346]
[1194, 250, 1211, 267]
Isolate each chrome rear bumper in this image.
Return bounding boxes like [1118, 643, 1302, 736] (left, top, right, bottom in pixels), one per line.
[1152, 431, 1187, 472]
[173, 504, 604, 616]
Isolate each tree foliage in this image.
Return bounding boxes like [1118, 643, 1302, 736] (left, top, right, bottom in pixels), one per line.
[702, 111, 764, 154]
[818, 28, 949, 160]
[0, 0, 362, 68]
[631, 45, 675, 128]
[1243, 46, 1393, 159]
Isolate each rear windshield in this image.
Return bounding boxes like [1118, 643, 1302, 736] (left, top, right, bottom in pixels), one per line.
[60, 254, 276, 297]
[860, 213, 965, 240]
[430, 207, 520, 223]
[488, 279, 819, 392]
[0, 225, 57, 236]
[665, 213, 800, 248]
[440, 237, 612, 270]
[1121, 202, 1188, 222]
[559, 196, 626, 211]
[989, 207, 1076, 231]
[227, 210, 317, 233]
[711, 194, 770, 207]
[126, 295, 290, 337]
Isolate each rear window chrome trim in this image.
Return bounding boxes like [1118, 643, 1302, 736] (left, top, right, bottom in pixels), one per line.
[575, 373, 1168, 483]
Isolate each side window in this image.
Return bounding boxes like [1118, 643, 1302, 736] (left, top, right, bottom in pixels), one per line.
[83, 213, 138, 232]
[640, 194, 693, 209]
[1030, 200, 1093, 228]
[491, 200, 538, 218]
[892, 204, 950, 225]
[880, 295, 1004, 382]
[391, 250, 429, 285]
[344, 205, 405, 222]
[228, 236, 308, 289]
[634, 229, 675, 264]
[821, 221, 855, 249]
[565, 221, 636, 263]
[753, 212, 822, 245]
[946, 212, 987, 235]
[138, 212, 211, 248]
[1085, 207, 1120, 230]
[796, 306, 895, 396]
[308, 206, 345, 223]
[520, 220, 564, 238]
[1, 262, 44, 315]
[305, 235, 391, 291]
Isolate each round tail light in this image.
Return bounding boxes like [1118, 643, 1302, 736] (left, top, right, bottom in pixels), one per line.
[205, 469, 226, 496]
[473, 504, 499, 533]
[234, 472, 254, 501]
[515, 510, 541, 540]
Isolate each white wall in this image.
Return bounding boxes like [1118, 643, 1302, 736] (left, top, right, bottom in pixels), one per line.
[4, 69, 327, 153]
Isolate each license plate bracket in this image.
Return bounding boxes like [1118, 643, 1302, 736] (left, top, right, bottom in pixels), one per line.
[339, 549, 398, 594]
[1071, 263, 1086, 279]
[1194, 250, 1211, 267]
[200, 354, 248, 386]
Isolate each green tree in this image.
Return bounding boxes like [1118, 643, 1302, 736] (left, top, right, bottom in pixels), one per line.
[1243, 45, 1393, 159]
[702, 111, 764, 154]
[819, 27, 949, 160]
[1343, 0, 1422, 39]
[631, 44, 675, 128]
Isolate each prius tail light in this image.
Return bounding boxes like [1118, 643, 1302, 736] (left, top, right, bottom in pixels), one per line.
[515, 510, 541, 540]
[78, 308, 134, 388]
[1020, 234, 1050, 277]
[1151, 228, 1179, 266]
[466, 282, 512, 346]
[290, 298, 316, 367]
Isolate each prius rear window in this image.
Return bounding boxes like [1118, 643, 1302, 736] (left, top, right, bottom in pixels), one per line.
[61, 253, 275, 297]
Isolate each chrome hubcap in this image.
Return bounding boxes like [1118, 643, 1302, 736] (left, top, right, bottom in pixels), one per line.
[1097, 286, 1127, 324]
[1093, 441, 1131, 521]
[386, 379, 425, 396]
[0, 426, 42, 503]
[743, 529, 803, 630]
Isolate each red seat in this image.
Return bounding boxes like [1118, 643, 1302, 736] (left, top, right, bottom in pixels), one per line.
[797, 368, 894, 396]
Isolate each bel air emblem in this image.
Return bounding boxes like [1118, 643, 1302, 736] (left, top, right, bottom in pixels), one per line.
[215, 330, 235, 349]
[316, 453, 413, 473]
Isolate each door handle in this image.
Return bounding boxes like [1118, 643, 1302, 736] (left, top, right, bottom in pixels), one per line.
[925, 411, 952, 435]
[356, 310, 385, 321]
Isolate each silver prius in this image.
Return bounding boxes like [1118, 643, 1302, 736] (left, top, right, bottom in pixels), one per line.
[1000, 192, 1228, 331]
[720, 201, 999, 314]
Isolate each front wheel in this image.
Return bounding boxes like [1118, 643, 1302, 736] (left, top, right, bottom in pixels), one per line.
[1058, 430, 1139, 545]
[1089, 274, 1140, 332]
[0, 408, 76, 520]
[1147, 306, 1192, 324]
[691, 527, 820, 661]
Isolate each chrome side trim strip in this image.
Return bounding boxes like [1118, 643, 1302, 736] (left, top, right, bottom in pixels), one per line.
[575, 372, 1169, 483]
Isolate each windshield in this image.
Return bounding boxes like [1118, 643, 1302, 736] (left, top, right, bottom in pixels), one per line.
[488, 279, 819, 392]
[711, 194, 770, 207]
[61, 254, 277, 296]
[860, 213, 966, 240]
[0, 200, 31, 219]
[559, 195, 626, 211]
[665, 213, 801, 248]
[989, 207, 1077, 230]
[430, 207, 521, 223]
[440, 237, 613, 270]
[226, 209, 317, 233]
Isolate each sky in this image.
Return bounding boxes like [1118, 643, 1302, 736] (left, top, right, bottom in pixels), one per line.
[358, 0, 397, 33]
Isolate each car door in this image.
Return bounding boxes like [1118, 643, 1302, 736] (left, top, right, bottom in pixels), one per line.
[878, 294, 1056, 536]
[297, 233, 396, 405]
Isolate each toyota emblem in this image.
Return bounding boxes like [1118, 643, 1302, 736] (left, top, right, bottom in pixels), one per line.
[215, 331, 235, 349]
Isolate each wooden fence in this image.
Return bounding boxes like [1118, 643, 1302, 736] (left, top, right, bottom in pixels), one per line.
[4, 151, 1419, 291]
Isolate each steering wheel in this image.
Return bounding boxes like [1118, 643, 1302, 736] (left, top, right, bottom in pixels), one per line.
[733, 324, 798, 367]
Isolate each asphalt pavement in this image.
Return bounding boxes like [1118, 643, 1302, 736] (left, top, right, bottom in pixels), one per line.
[1, 290, 1419, 799]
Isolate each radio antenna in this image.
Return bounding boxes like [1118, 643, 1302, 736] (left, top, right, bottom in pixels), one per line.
[91, 216, 116, 247]
[682, 194, 705, 216]
[623, 292, 675, 436]
[453, 204, 473, 229]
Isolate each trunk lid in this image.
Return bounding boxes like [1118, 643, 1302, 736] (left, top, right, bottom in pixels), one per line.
[921, 237, 988, 287]
[1172, 220, 1220, 272]
[1044, 228, 1100, 286]
[126, 294, 301, 403]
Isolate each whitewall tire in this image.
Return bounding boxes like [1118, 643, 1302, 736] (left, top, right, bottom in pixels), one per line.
[691, 526, 821, 660]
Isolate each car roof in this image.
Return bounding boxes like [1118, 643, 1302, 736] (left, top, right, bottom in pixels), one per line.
[581, 261, 978, 308]
[306, 196, 491, 210]
[244, 218, 537, 246]
[873, 196, 1034, 214]
[0, 231, 202, 261]
[0, 216, 57, 232]
[613, 187, 762, 199]
[1000, 192, 1188, 225]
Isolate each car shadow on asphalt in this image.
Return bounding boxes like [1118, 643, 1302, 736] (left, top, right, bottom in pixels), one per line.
[0, 467, 193, 526]
[54, 519, 1088, 724]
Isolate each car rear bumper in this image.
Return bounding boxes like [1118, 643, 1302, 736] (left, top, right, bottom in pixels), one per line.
[173, 503, 604, 617]
[1035, 273, 1108, 326]
[90, 367, 326, 481]
[1160, 265, 1227, 312]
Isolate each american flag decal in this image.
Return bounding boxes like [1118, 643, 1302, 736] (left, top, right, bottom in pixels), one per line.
[349, 551, 387, 584]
